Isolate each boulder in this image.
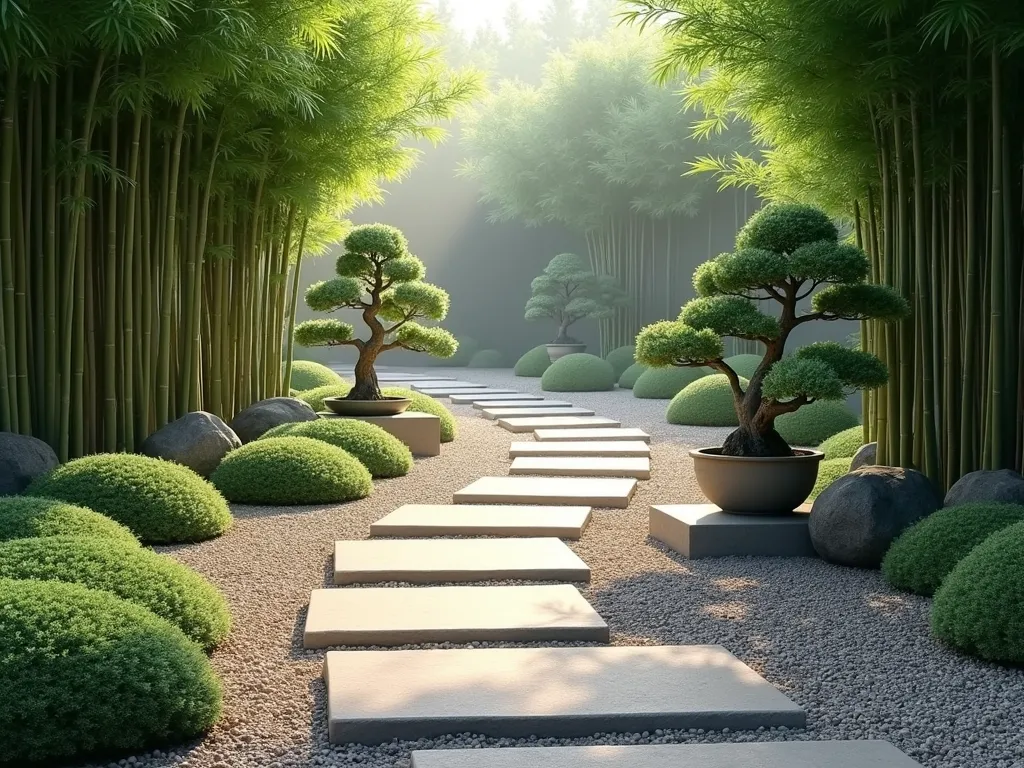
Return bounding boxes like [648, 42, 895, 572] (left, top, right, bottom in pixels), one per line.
[230, 397, 318, 443]
[944, 468, 1024, 507]
[0, 432, 59, 495]
[809, 466, 941, 568]
[141, 412, 241, 477]
[850, 442, 877, 471]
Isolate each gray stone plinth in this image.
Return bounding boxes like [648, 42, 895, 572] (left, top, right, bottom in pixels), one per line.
[510, 456, 651, 480]
[450, 393, 543, 403]
[650, 504, 815, 559]
[510, 441, 650, 459]
[454, 476, 637, 508]
[320, 411, 441, 457]
[498, 416, 620, 433]
[473, 400, 572, 410]
[534, 428, 649, 443]
[324, 645, 805, 744]
[483, 407, 595, 421]
[370, 504, 592, 539]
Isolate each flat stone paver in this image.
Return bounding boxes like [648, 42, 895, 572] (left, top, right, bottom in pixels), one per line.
[498, 416, 620, 433]
[472, 399, 572, 409]
[451, 392, 543, 403]
[304, 585, 608, 648]
[419, 388, 518, 398]
[411, 381, 483, 390]
[510, 441, 650, 458]
[324, 644, 806, 744]
[650, 504, 815, 558]
[454, 476, 637, 508]
[332, 537, 590, 585]
[409, 741, 923, 768]
[482, 407, 595, 421]
[534, 427, 650, 443]
[510, 456, 651, 480]
[370, 504, 592, 539]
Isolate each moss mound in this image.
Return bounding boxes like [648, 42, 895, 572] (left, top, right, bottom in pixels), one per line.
[0, 496, 137, 545]
[667, 374, 748, 426]
[776, 401, 859, 446]
[724, 353, 764, 379]
[617, 362, 647, 389]
[514, 345, 552, 377]
[211, 436, 372, 505]
[931, 519, 1024, 663]
[0, 578, 221, 763]
[262, 419, 413, 478]
[289, 360, 344, 392]
[296, 382, 353, 412]
[633, 366, 708, 400]
[26, 454, 232, 544]
[604, 345, 635, 378]
[541, 353, 616, 392]
[820, 425, 866, 459]
[468, 349, 505, 368]
[0, 536, 230, 651]
[808, 457, 852, 501]
[382, 386, 457, 442]
[883, 503, 1024, 597]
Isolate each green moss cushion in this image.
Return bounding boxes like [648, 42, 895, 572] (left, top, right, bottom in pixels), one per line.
[541, 353, 616, 392]
[808, 457, 852, 501]
[820, 425, 866, 459]
[667, 374, 748, 426]
[0, 496, 137, 544]
[617, 362, 647, 389]
[514, 345, 552, 377]
[0, 579, 221, 763]
[604, 345, 635, 378]
[469, 349, 505, 368]
[775, 401, 859, 446]
[382, 387, 457, 443]
[211, 436, 373, 505]
[261, 420, 413, 478]
[296, 383, 353, 412]
[289, 360, 345, 392]
[931, 519, 1024, 663]
[724, 353, 763, 379]
[883, 503, 1024, 597]
[0, 536, 230, 651]
[26, 454, 232, 544]
[633, 367, 708, 400]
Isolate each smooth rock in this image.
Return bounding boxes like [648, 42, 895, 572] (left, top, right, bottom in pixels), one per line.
[0, 432, 59, 495]
[230, 397, 318, 443]
[140, 411, 240, 477]
[944, 468, 1024, 507]
[850, 441, 877, 471]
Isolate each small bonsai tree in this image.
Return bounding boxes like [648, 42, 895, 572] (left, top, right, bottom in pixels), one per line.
[636, 203, 909, 457]
[525, 253, 628, 343]
[294, 224, 457, 400]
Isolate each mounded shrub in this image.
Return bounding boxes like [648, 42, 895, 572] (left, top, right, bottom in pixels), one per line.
[633, 366, 707, 400]
[468, 349, 505, 368]
[381, 386, 457, 442]
[808, 457, 852, 501]
[776, 400, 859, 446]
[0, 536, 230, 651]
[0, 579, 222, 763]
[541, 353, 616, 392]
[617, 362, 647, 389]
[604, 345, 635, 378]
[931, 520, 1024, 663]
[262, 419, 413, 478]
[514, 345, 552, 377]
[724, 353, 763, 379]
[295, 383, 352, 412]
[26, 454, 232, 544]
[211, 436, 373, 505]
[0, 496, 137, 545]
[289, 360, 346, 392]
[883, 503, 1024, 597]
[820, 425, 866, 460]
[667, 374, 749, 426]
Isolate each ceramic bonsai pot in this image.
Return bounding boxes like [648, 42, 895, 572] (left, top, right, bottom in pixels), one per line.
[546, 342, 587, 362]
[690, 447, 824, 514]
[323, 397, 412, 417]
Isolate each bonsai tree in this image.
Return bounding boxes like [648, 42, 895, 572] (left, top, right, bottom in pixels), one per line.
[294, 224, 457, 400]
[526, 253, 628, 343]
[636, 203, 909, 457]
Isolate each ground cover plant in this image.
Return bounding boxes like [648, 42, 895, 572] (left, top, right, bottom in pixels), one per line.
[525, 254, 627, 346]
[605, 345, 636, 377]
[289, 361, 345, 392]
[541, 353, 617, 392]
[617, 362, 647, 389]
[723, 354, 763, 379]
[0, 496, 137, 544]
[775, 401, 860, 447]
[295, 383, 353, 412]
[262, 420, 413, 478]
[820, 426, 866, 460]
[514, 345, 553, 377]
[808, 457, 852, 501]
[667, 374, 747, 427]
[633, 366, 706, 399]
[382, 387, 458, 442]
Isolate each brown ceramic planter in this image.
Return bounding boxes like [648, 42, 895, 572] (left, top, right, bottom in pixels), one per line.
[323, 397, 412, 417]
[689, 447, 824, 515]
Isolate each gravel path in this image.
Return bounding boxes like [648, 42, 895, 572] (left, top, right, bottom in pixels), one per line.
[87, 369, 1024, 768]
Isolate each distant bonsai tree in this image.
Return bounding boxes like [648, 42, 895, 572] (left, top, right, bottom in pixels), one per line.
[295, 224, 457, 400]
[636, 203, 909, 457]
[526, 253, 628, 344]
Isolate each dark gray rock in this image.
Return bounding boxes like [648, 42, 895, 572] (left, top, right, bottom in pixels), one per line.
[850, 442, 877, 471]
[141, 411, 241, 477]
[230, 397, 318, 443]
[809, 465, 941, 568]
[0, 432, 59, 495]
[944, 468, 1024, 507]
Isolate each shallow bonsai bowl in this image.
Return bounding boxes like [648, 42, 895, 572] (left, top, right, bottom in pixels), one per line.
[323, 397, 412, 417]
[546, 343, 587, 362]
[689, 447, 824, 515]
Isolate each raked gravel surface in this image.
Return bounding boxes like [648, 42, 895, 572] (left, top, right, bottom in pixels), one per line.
[85, 368, 1023, 768]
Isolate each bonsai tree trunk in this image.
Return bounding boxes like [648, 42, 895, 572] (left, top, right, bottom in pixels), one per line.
[719, 342, 791, 457]
[553, 315, 574, 344]
[348, 344, 383, 401]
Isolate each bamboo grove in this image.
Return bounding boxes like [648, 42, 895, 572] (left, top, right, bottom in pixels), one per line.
[625, 0, 1024, 486]
[0, 0, 477, 459]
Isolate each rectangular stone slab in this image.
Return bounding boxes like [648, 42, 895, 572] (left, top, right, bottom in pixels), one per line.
[320, 412, 441, 457]
[650, 504, 815, 558]
[370, 504, 592, 539]
[324, 644, 806, 744]
[454, 476, 636, 508]
[418, 388, 518, 398]
[510, 441, 650, 458]
[409, 741, 923, 768]
[332, 537, 590, 585]
[534, 427, 650, 443]
[510, 456, 651, 480]
[472, 399, 572, 409]
[482, 407, 595, 421]
[451, 392, 543, 404]
[498, 416, 620, 433]
[411, 381, 483, 391]
[304, 585, 608, 648]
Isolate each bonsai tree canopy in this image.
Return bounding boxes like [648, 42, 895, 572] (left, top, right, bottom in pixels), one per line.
[525, 253, 628, 344]
[295, 224, 457, 400]
[636, 203, 909, 457]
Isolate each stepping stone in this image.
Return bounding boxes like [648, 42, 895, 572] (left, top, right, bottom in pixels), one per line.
[304, 584, 608, 649]
[650, 504, 815, 559]
[454, 476, 637, 508]
[498, 416, 620, 433]
[409, 741, 924, 768]
[510, 441, 650, 458]
[472, 399, 572, 409]
[375, 373, 443, 381]
[534, 427, 650, 443]
[451, 392, 543, 404]
[481, 407, 595, 421]
[332, 537, 590, 585]
[418, 388, 518, 398]
[323, 644, 806, 744]
[370, 504, 592, 539]
[411, 381, 483, 391]
[510, 456, 651, 480]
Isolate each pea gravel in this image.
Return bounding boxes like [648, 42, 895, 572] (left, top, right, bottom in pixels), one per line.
[82, 368, 1023, 768]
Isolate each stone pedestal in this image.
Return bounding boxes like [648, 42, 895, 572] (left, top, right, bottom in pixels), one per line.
[650, 503, 814, 559]
[320, 411, 441, 457]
